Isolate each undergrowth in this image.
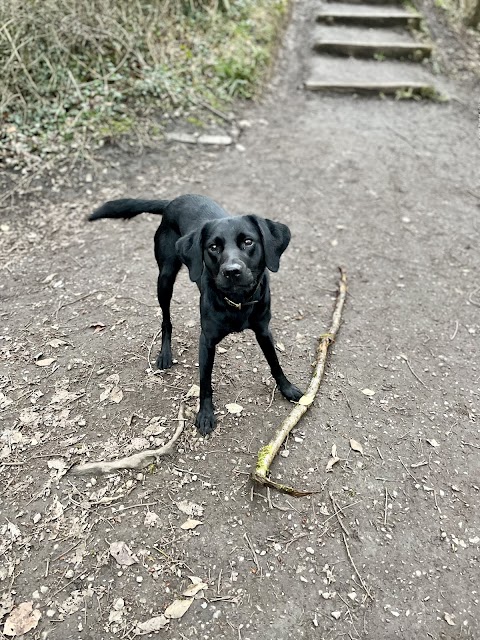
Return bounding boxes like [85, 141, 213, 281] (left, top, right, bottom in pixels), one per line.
[0, 0, 288, 171]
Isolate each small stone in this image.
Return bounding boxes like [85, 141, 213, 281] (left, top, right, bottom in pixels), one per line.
[197, 134, 232, 146]
[331, 611, 341, 620]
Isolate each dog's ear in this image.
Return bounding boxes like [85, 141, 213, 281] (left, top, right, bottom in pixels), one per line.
[247, 215, 291, 272]
[175, 226, 207, 282]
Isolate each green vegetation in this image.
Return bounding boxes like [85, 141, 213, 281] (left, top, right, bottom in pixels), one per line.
[0, 0, 288, 167]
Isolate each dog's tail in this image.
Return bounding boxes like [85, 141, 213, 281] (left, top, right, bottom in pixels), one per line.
[89, 199, 171, 221]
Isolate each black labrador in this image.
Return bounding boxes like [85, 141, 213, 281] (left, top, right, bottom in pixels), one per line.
[89, 194, 303, 435]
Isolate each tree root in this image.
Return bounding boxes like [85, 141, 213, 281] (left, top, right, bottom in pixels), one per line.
[71, 402, 187, 476]
[252, 267, 347, 496]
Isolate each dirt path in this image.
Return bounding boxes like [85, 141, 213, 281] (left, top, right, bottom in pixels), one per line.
[1, 2, 479, 639]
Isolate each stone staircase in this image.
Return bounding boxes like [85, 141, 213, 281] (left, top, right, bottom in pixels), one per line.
[305, 0, 441, 96]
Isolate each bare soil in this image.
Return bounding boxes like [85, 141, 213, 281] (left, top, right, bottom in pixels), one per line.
[1, 1, 479, 639]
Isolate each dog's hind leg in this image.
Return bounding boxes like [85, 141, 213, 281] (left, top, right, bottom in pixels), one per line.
[154, 227, 182, 370]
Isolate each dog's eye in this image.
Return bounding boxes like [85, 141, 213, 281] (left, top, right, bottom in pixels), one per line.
[209, 244, 218, 252]
[243, 238, 254, 247]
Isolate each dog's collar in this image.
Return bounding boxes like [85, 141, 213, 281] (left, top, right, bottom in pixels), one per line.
[224, 279, 262, 311]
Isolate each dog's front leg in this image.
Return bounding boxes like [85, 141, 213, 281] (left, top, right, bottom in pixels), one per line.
[254, 327, 303, 403]
[196, 332, 218, 435]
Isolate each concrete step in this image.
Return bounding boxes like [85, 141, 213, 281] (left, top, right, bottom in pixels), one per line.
[313, 39, 432, 59]
[316, 6, 422, 27]
[313, 24, 423, 44]
[323, 0, 407, 5]
[305, 55, 441, 96]
[305, 80, 435, 95]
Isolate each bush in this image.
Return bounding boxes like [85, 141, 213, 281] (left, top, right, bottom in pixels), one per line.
[0, 0, 288, 167]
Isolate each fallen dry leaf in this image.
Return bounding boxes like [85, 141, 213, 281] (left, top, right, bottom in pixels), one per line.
[3, 601, 41, 637]
[35, 357, 56, 367]
[90, 322, 106, 333]
[349, 439, 364, 455]
[326, 456, 340, 472]
[42, 273, 57, 284]
[186, 384, 200, 398]
[144, 512, 160, 527]
[47, 459, 68, 479]
[136, 616, 169, 634]
[225, 403, 243, 415]
[183, 581, 208, 597]
[361, 388, 375, 397]
[109, 387, 124, 404]
[180, 519, 203, 530]
[444, 612, 455, 626]
[109, 541, 138, 566]
[177, 501, 204, 517]
[48, 339, 68, 348]
[164, 598, 194, 619]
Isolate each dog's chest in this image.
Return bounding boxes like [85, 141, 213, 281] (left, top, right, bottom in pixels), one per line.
[224, 308, 255, 333]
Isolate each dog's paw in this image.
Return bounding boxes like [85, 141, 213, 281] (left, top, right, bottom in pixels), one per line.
[156, 349, 173, 370]
[195, 409, 217, 436]
[279, 382, 304, 403]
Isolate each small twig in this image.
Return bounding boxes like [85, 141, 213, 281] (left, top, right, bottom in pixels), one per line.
[147, 329, 162, 374]
[266, 486, 273, 510]
[51, 539, 84, 563]
[188, 94, 234, 123]
[329, 491, 350, 536]
[399, 354, 430, 390]
[50, 571, 85, 598]
[340, 389, 354, 418]
[461, 441, 480, 450]
[266, 383, 277, 410]
[319, 500, 362, 533]
[398, 457, 418, 483]
[383, 488, 388, 526]
[243, 532, 260, 573]
[341, 532, 374, 601]
[153, 545, 194, 574]
[284, 532, 308, 551]
[450, 320, 459, 340]
[468, 287, 480, 308]
[71, 401, 187, 475]
[55, 290, 107, 318]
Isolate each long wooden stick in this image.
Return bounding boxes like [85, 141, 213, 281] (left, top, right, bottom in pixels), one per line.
[252, 268, 347, 496]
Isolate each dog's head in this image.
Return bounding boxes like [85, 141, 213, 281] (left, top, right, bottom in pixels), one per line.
[176, 215, 291, 295]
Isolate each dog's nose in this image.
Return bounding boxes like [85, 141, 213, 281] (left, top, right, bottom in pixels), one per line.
[222, 264, 243, 279]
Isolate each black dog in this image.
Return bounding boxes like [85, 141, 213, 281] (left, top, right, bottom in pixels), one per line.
[89, 194, 302, 435]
